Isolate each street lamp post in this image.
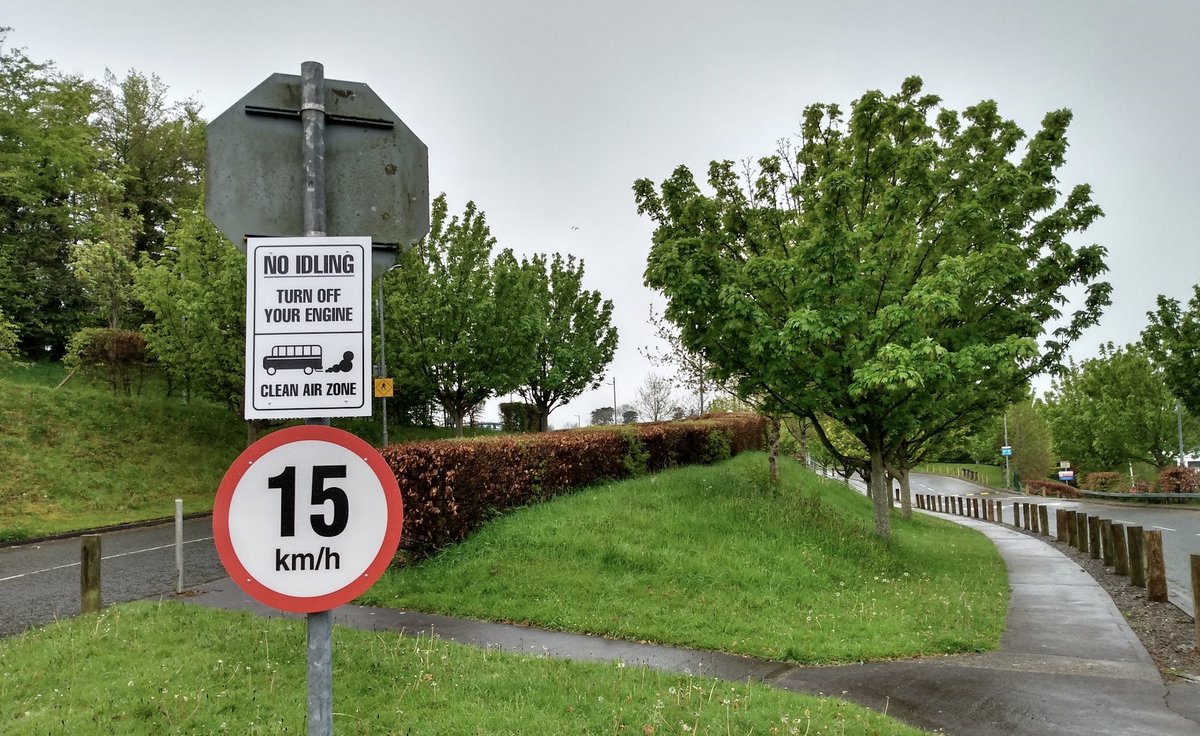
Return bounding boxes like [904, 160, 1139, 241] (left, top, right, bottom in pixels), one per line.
[611, 377, 617, 425]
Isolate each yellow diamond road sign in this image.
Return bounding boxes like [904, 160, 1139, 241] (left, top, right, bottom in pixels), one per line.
[374, 378, 393, 398]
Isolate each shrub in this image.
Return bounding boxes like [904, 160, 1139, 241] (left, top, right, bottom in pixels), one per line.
[64, 327, 150, 395]
[1082, 471, 1126, 492]
[1158, 466, 1200, 494]
[1022, 479, 1080, 499]
[382, 413, 766, 555]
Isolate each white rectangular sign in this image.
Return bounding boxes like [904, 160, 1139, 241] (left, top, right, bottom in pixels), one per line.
[244, 237, 372, 419]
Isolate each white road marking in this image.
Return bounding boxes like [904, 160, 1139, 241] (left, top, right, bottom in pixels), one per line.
[0, 536, 214, 583]
[1153, 526, 1176, 532]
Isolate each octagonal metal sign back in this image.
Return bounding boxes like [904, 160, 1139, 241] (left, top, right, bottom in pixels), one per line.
[206, 73, 429, 255]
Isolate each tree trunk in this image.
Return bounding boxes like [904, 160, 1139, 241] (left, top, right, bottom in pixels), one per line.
[899, 468, 913, 519]
[453, 410, 465, 437]
[767, 415, 781, 484]
[869, 444, 891, 539]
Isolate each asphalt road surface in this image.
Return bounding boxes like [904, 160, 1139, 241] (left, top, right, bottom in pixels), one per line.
[911, 472, 1200, 616]
[0, 517, 225, 638]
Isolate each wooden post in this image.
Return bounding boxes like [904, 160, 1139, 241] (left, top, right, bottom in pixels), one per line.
[972, 498, 980, 518]
[1019, 503, 1028, 531]
[1128, 525, 1145, 588]
[1076, 513, 1089, 554]
[1145, 530, 1167, 602]
[1088, 516, 1101, 560]
[1039, 505, 1050, 537]
[995, 501, 1004, 524]
[1013, 502, 1021, 528]
[1191, 555, 1200, 647]
[1101, 519, 1114, 566]
[1056, 508, 1067, 543]
[987, 499, 994, 522]
[957, 497, 964, 515]
[1112, 523, 1129, 577]
[81, 534, 101, 614]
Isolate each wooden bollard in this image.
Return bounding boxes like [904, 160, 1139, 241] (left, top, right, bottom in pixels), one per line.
[1101, 519, 1114, 566]
[1039, 505, 1050, 537]
[986, 498, 994, 522]
[995, 500, 1004, 524]
[81, 534, 101, 614]
[1022, 503, 1031, 531]
[1056, 508, 1067, 542]
[1191, 555, 1200, 647]
[1145, 530, 1167, 602]
[1128, 526, 1146, 588]
[1013, 502, 1021, 528]
[1112, 523, 1129, 576]
[957, 497, 965, 515]
[1076, 513, 1089, 554]
[1088, 516, 1101, 560]
[972, 498, 980, 518]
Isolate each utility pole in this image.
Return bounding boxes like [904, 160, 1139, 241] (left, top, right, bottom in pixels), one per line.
[611, 377, 618, 424]
[1003, 412, 1011, 490]
[1178, 398, 1186, 466]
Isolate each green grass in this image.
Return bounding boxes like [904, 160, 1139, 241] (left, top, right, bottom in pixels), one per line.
[917, 462, 1004, 488]
[361, 453, 1008, 665]
[0, 601, 931, 735]
[0, 361, 502, 542]
[0, 362, 246, 540]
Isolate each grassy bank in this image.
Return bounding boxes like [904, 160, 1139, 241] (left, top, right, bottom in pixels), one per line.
[362, 453, 1008, 664]
[0, 362, 498, 542]
[0, 362, 245, 541]
[0, 602, 930, 735]
[917, 462, 1004, 488]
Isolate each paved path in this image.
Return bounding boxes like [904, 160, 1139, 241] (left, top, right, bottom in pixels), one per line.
[912, 472, 1200, 615]
[183, 515, 1200, 735]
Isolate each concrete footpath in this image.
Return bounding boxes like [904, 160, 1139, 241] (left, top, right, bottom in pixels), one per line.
[183, 515, 1200, 735]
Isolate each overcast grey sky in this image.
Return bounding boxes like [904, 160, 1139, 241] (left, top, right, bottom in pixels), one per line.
[7, 1, 1199, 427]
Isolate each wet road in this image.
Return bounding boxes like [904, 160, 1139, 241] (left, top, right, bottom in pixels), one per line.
[912, 473, 1200, 616]
[0, 517, 225, 638]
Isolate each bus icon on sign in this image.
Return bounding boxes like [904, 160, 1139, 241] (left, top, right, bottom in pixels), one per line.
[264, 345, 323, 375]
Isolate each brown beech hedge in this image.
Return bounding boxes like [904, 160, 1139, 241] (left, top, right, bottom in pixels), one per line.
[381, 413, 765, 556]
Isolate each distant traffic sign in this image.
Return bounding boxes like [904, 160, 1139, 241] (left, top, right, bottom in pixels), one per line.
[1001, 445, 1013, 457]
[245, 236, 371, 419]
[213, 425, 402, 613]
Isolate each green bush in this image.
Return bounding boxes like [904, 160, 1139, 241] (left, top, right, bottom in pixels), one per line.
[64, 327, 151, 395]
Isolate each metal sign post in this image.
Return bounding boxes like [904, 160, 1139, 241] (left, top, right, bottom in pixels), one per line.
[208, 59, 427, 736]
[301, 60, 334, 736]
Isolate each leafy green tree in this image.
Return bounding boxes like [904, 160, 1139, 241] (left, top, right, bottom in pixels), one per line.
[1042, 343, 1196, 475]
[136, 205, 245, 410]
[1005, 401, 1053, 487]
[636, 77, 1109, 537]
[93, 69, 205, 258]
[514, 252, 617, 431]
[589, 406, 614, 426]
[385, 195, 531, 436]
[0, 305, 18, 366]
[71, 202, 141, 329]
[0, 33, 107, 357]
[1143, 284, 1200, 416]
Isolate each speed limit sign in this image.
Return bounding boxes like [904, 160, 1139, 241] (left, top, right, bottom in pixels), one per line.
[213, 425, 403, 613]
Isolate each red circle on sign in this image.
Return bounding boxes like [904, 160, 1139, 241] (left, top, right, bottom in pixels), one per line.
[213, 425, 403, 613]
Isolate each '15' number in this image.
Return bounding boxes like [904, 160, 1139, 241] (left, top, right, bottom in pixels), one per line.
[267, 465, 349, 537]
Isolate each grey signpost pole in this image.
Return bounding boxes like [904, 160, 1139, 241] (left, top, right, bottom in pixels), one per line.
[300, 60, 334, 736]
